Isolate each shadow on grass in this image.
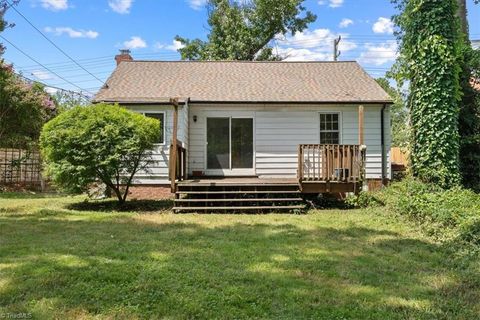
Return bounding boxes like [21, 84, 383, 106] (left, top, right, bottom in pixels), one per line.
[66, 199, 174, 212]
[1, 211, 478, 319]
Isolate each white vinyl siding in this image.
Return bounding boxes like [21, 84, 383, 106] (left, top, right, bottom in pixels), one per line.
[188, 104, 391, 180]
[125, 104, 189, 184]
[123, 103, 390, 184]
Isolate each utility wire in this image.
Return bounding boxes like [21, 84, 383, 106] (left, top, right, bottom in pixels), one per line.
[6, 0, 105, 84]
[0, 35, 92, 94]
[19, 74, 91, 101]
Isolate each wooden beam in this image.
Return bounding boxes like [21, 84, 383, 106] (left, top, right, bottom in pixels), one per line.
[358, 105, 364, 145]
[170, 98, 179, 193]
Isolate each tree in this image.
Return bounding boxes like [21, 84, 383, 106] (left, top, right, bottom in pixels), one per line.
[0, 0, 19, 55]
[175, 0, 316, 61]
[0, 63, 56, 147]
[455, 0, 480, 190]
[392, 0, 462, 188]
[40, 104, 160, 204]
[376, 78, 409, 148]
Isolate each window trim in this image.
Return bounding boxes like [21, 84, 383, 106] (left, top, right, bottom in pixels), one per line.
[143, 111, 166, 145]
[319, 111, 342, 144]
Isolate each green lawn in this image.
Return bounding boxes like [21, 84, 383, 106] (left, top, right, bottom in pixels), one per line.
[0, 194, 478, 319]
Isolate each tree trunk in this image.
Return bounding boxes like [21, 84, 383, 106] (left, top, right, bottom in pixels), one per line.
[457, 0, 469, 38]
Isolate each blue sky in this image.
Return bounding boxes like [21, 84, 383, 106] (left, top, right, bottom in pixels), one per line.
[2, 0, 479, 96]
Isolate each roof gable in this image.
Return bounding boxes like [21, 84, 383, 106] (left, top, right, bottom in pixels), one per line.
[93, 61, 392, 104]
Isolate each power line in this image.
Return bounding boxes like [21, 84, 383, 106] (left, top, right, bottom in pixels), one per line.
[6, 0, 105, 84]
[0, 35, 92, 94]
[14, 72, 91, 101]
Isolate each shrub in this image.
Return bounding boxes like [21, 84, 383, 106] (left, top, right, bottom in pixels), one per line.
[345, 192, 384, 209]
[378, 177, 480, 244]
[40, 104, 160, 204]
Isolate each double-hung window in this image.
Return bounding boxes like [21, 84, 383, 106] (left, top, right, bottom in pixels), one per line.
[144, 112, 165, 144]
[320, 113, 340, 144]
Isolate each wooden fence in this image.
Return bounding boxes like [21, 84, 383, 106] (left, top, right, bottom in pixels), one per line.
[0, 148, 45, 189]
[391, 147, 409, 173]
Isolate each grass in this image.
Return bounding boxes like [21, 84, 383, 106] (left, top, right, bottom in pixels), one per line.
[0, 194, 479, 319]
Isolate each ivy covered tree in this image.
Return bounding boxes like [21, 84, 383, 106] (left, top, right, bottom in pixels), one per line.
[392, 0, 462, 188]
[455, 0, 480, 191]
[175, 0, 316, 61]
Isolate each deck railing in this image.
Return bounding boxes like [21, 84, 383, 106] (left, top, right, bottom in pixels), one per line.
[297, 144, 366, 182]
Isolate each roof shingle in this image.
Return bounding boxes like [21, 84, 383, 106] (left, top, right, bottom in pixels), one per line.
[93, 60, 392, 104]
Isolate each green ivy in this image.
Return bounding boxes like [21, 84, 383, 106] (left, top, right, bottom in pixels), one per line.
[392, 0, 462, 188]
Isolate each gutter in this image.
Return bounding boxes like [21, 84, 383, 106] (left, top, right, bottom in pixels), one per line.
[381, 104, 387, 186]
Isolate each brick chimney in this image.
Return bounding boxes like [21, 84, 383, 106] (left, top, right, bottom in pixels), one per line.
[115, 49, 133, 65]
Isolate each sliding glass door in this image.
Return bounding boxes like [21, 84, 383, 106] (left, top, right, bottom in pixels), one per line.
[206, 117, 254, 172]
[207, 118, 230, 169]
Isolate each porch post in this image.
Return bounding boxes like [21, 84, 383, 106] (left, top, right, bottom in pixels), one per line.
[170, 98, 179, 193]
[358, 105, 367, 190]
[358, 105, 364, 145]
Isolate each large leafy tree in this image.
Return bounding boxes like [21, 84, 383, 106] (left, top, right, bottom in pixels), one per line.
[175, 0, 316, 61]
[0, 0, 55, 148]
[40, 104, 160, 204]
[0, 64, 56, 148]
[392, 0, 462, 188]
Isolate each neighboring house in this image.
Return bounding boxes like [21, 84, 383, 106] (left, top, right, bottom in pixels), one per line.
[94, 50, 393, 202]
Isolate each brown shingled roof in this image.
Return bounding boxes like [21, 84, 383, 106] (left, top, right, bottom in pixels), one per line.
[93, 60, 393, 104]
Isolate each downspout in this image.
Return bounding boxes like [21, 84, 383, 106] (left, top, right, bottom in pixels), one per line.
[381, 104, 387, 186]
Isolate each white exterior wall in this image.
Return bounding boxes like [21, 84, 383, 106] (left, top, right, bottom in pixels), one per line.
[126, 104, 189, 184]
[188, 104, 391, 180]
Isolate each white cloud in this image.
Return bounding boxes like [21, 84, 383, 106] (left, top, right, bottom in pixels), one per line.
[373, 17, 394, 34]
[279, 28, 356, 51]
[123, 36, 147, 49]
[108, 0, 133, 14]
[276, 28, 356, 61]
[155, 40, 185, 52]
[277, 47, 331, 61]
[358, 40, 398, 66]
[44, 27, 99, 39]
[45, 87, 59, 95]
[318, 0, 344, 8]
[32, 70, 54, 80]
[40, 0, 68, 11]
[339, 18, 353, 28]
[188, 0, 207, 10]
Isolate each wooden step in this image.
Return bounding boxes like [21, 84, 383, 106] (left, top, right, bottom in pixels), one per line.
[177, 183, 298, 188]
[175, 198, 303, 203]
[173, 205, 305, 211]
[176, 190, 300, 195]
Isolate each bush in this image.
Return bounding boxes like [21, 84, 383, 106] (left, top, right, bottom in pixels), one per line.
[378, 177, 480, 244]
[345, 191, 384, 208]
[40, 104, 160, 204]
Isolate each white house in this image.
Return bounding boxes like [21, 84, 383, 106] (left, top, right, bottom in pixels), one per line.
[94, 51, 392, 206]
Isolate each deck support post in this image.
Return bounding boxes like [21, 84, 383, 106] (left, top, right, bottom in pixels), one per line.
[170, 98, 179, 193]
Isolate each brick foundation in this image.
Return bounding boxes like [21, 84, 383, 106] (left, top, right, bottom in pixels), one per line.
[127, 185, 174, 200]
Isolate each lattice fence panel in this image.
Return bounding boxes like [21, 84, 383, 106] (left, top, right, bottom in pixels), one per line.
[0, 148, 44, 189]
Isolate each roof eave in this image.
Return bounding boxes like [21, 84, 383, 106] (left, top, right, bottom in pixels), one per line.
[92, 99, 393, 105]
